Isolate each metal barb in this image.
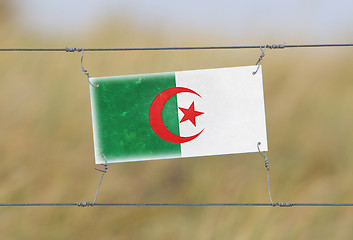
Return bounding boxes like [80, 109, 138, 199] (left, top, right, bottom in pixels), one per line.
[80, 49, 99, 87]
[257, 142, 274, 205]
[92, 154, 108, 206]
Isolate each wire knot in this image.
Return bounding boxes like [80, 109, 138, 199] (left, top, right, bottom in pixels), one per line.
[274, 202, 293, 207]
[95, 162, 108, 173]
[252, 43, 286, 74]
[264, 159, 269, 169]
[65, 47, 82, 52]
[66, 47, 98, 87]
[267, 43, 286, 49]
[76, 202, 93, 207]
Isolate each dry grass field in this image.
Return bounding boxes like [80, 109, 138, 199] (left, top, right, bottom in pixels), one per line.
[1, 7, 353, 239]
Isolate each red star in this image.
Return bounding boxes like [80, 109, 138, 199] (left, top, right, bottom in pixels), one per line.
[178, 102, 204, 127]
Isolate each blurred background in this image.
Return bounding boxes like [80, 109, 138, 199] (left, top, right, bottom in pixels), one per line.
[1, 0, 353, 239]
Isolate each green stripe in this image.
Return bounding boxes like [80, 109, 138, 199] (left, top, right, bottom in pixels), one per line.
[90, 73, 181, 162]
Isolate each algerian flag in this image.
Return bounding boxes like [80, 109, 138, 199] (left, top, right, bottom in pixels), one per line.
[90, 66, 267, 164]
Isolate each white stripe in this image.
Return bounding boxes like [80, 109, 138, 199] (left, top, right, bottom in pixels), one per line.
[175, 66, 268, 158]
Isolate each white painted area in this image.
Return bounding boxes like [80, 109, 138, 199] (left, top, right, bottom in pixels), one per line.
[176, 66, 268, 158]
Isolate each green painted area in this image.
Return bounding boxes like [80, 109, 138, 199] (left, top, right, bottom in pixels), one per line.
[90, 73, 181, 162]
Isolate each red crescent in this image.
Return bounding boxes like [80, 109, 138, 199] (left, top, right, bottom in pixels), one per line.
[149, 87, 204, 143]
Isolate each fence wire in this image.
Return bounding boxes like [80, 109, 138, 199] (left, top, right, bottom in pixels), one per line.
[0, 43, 353, 52]
[1, 202, 353, 207]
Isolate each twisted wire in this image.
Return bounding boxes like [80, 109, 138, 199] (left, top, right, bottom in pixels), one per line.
[80, 49, 98, 87]
[92, 154, 108, 206]
[257, 142, 274, 205]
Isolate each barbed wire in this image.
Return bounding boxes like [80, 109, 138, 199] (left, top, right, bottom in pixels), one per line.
[0, 43, 352, 52]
